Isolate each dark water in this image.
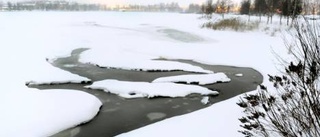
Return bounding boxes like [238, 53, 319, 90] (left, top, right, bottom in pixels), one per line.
[29, 48, 263, 137]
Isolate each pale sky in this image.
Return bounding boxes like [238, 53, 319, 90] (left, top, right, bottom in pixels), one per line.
[89, 0, 207, 7]
[4, 0, 241, 7]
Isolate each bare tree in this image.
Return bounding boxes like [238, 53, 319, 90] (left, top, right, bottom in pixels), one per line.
[290, 0, 302, 25]
[254, 0, 267, 22]
[265, 0, 275, 24]
[302, 0, 319, 15]
[202, 0, 214, 19]
[215, 0, 231, 19]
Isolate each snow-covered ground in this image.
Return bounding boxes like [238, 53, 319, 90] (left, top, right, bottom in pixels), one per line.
[0, 11, 300, 136]
[152, 73, 230, 85]
[0, 89, 102, 137]
[85, 79, 219, 98]
[25, 60, 91, 85]
[0, 12, 105, 136]
[80, 49, 213, 73]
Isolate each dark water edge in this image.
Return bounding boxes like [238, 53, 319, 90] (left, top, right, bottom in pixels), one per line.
[29, 48, 263, 137]
[33, 84, 217, 137]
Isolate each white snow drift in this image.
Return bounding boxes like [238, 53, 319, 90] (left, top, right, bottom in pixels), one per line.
[25, 61, 91, 85]
[85, 79, 219, 98]
[152, 73, 230, 85]
[0, 89, 102, 137]
[80, 48, 213, 73]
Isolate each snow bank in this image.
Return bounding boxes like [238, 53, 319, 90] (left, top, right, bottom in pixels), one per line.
[85, 79, 219, 98]
[117, 92, 243, 137]
[152, 73, 230, 85]
[25, 61, 91, 86]
[0, 89, 102, 137]
[79, 48, 213, 74]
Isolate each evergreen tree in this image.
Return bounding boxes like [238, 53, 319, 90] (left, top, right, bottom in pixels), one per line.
[264, 0, 275, 24]
[205, 0, 214, 15]
[7, 2, 12, 11]
[202, 0, 214, 18]
[281, 0, 303, 25]
[240, 0, 251, 15]
[253, 0, 267, 14]
[290, 0, 302, 18]
[281, 0, 290, 16]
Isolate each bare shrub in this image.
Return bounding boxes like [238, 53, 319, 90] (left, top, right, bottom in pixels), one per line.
[237, 19, 320, 137]
[202, 18, 259, 32]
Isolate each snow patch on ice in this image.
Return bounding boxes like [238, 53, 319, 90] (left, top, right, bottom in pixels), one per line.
[152, 73, 230, 85]
[84, 79, 219, 98]
[235, 73, 243, 77]
[201, 96, 210, 105]
[63, 64, 78, 68]
[147, 112, 167, 121]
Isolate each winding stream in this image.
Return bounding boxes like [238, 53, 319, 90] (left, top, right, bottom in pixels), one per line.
[29, 48, 263, 137]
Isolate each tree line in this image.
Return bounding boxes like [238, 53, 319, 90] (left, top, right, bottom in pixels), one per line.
[0, 0, 195, 12]
[201, 0, 235, 18]
[0, 1, 105, 11]
[112, 3, 182, 12]
[239, 0, 303, 24]
[202, 0, 320, 24]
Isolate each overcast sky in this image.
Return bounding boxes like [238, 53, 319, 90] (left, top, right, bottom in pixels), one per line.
[4, 0, 241, 7]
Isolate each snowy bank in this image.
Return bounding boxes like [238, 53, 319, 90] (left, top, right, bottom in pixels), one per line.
[152, 73, 230, 85]
[79, 48, 213, 74]
[25, 61, 91, 86]
[0, 89, 102, 137]
[85, 79, 219, 98]
[116, 91, 243, 137]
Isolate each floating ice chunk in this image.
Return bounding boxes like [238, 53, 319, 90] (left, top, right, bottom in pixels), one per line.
[201, 96, 210, 105]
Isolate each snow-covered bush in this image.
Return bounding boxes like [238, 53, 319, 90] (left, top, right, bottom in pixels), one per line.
[201, 18, 259, 32]
[237, 19, 320, 137]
